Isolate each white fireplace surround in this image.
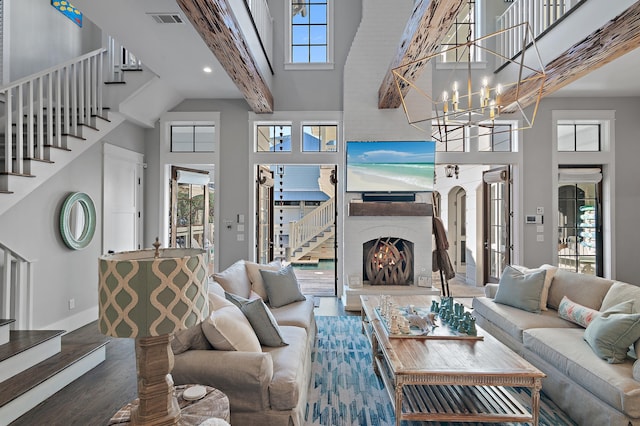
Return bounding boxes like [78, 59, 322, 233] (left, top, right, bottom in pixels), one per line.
[342, 215, 438, 310]
[344, 217, 432, 285]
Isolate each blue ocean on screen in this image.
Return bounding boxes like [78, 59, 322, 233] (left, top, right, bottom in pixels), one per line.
[346, 140, 436, 192]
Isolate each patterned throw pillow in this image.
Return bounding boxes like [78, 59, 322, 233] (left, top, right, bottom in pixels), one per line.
[558, 295, 600, 328]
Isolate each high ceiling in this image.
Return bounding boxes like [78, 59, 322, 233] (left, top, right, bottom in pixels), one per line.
[72, 0, 244, 100]
[72, 0, 640, 105]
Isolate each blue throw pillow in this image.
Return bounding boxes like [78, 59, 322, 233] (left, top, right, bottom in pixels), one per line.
[225, 292, 287, 347]
[584, 300, 640, 363]
[494, 265, 546, 313]
[259, 265, 306, 308]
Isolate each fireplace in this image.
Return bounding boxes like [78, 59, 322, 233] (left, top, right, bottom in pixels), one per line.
[363, 237, 414, 285]
[341, 196, 438, 311]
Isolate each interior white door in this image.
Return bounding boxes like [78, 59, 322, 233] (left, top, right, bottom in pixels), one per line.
[103, 144, 144, 254]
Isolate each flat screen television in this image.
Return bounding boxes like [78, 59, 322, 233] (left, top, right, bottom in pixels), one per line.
[346, 140, 436, 193]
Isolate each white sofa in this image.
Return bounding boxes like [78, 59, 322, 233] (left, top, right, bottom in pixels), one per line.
[472, 267, 640, 426]
[171, 260, 317, 426]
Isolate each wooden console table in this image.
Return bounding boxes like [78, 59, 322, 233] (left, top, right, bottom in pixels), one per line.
[360, 295, 545, 425]
[108, 384, 230, 425]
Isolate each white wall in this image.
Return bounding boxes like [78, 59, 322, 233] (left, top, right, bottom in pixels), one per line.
[519, 96, 640, 283]
[268, 0, 361, 111]
[8, 0, 102, 81]
[0, 121, 145, 331]
[144, 99, 251, 271]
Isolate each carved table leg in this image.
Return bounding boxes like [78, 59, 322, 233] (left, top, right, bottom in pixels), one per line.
[531, 377, 543, 426]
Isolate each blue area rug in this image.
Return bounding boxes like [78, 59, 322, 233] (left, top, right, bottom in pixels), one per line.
[305, 316, 577, 426]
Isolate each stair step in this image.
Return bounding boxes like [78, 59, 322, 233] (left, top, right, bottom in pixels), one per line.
[0, 331, 108, 425]
[0, 330, 65, 381]
[0, 320, 14, 345]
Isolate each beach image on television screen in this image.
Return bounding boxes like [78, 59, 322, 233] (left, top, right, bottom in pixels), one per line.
[346, 141, 436, 193]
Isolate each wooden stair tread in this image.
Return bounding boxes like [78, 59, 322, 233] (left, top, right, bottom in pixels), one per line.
[0, 332, 109, 407]
[0, 330, 64, 363]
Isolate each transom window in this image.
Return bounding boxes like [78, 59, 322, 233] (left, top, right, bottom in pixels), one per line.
[435, 126, 465, 152]
[257, 125, 292, 152]
[558, 123, 601, 151]
[302, 125, 337, 152]
[291, 1, 327, 62]
[433, 123, 514, 152]
[171, 125, 215, 152]
[478, 124, 512, 152]
[439, 0, 477, 63]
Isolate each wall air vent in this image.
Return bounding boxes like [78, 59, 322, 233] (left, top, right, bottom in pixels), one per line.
[148, 13, 184, 24]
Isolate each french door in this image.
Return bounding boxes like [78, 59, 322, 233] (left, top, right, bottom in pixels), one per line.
[482, 166, 511, 283]
[256, 165, 274, 264]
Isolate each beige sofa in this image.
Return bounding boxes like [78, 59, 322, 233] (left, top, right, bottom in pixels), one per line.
[171, 260, 317, 426]
[472, 267, 640, 426]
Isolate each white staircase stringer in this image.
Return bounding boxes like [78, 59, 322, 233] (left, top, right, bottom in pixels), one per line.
[0, 112, 125, 217]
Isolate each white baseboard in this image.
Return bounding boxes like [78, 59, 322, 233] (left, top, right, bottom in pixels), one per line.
[42, 306, 98, 334]
[0, 345, 105, 426]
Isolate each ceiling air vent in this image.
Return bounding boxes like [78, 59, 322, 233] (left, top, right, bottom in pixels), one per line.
[149, 13, 184, 24]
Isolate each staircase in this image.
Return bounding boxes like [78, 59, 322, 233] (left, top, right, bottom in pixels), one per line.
[0, 39, 148, 424]
[288, 197, 335, 262]
[0, 319, 108, 426]
[0, 38, 151, 217]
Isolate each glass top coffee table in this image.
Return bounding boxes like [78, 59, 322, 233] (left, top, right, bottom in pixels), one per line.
[360, 294, 545, 425]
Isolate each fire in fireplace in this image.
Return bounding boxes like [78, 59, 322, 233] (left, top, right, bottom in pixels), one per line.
[363, 237, 414, 285]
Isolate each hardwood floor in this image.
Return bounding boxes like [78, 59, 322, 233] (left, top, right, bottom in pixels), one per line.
[10, 323, 137, 426]
[10, 298, 353, 425]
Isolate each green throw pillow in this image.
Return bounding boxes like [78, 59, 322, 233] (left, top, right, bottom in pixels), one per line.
[259, 265, 306, 308]
[584, 300, 640, 363]
[225, 292, 287, 347]
[494, 265, 546, 313]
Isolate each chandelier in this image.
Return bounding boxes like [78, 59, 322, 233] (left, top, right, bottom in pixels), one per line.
[392, 21, 546, 144]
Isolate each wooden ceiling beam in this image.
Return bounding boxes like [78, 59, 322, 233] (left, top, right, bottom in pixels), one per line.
[177, 0, 274, 113]
[501, 2, 640, 113]
[378, 0, 466, 109]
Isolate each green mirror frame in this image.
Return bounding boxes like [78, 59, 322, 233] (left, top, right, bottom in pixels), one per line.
[60, 192, 96, 250]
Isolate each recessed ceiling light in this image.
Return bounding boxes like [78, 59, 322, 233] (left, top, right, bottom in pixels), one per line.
[203, 66, 212, 73]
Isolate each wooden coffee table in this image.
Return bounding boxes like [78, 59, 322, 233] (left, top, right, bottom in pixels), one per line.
[361, 295, 545, 425]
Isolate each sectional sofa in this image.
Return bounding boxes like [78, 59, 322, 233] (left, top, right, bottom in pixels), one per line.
[170, 260, 317, 426]
[472, 266, 640, 426]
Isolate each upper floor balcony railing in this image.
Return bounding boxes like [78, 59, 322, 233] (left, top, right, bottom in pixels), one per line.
[496, 0, 583, 68]
[245, 0, 274, 67]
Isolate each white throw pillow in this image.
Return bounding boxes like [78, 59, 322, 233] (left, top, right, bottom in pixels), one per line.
[201, 302, 262, 352]
[245, 260, 282, 301]
[213, 260, 252, 298]
[208, 291, 235, 311]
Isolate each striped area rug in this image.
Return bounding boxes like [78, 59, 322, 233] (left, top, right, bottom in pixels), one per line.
[304, 316, 576, 426]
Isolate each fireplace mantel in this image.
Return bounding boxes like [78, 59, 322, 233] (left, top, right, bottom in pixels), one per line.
[349, 201, 432, 216]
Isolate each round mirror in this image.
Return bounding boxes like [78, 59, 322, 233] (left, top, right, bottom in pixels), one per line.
[60, 192, 96, 250]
